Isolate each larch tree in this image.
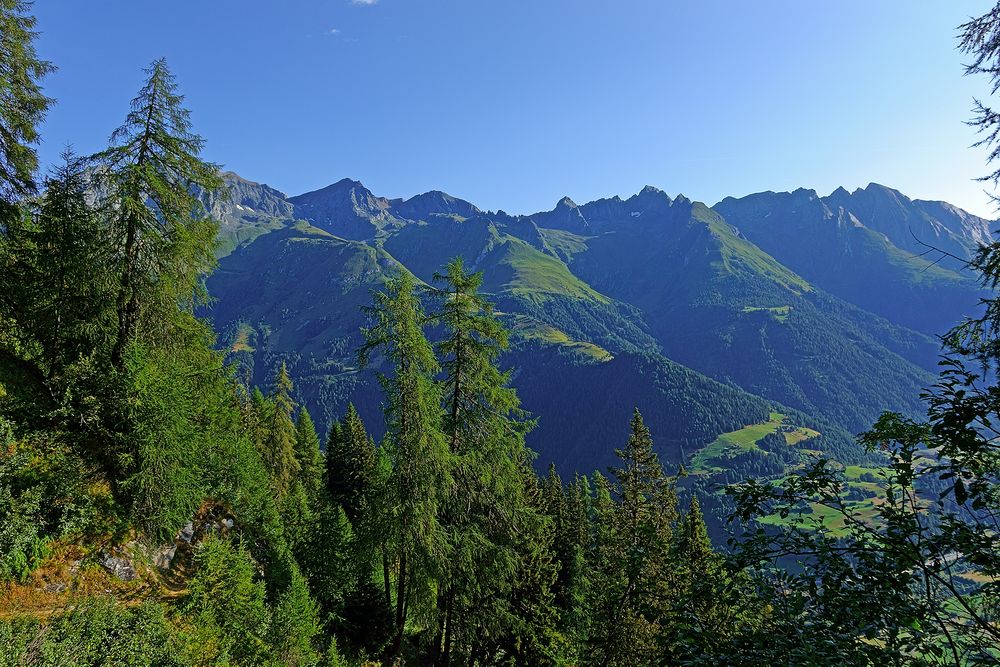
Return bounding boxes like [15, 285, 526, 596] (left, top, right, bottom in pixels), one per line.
[92, 58, 222, 367]
[360, 271, 452, 659]
[427, 257, 537, 665]
[0, 0, 53, 202]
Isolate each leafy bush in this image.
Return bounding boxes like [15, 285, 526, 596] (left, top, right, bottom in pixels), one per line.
[0, 598, 187, 666]
[0, 421, 109, 580]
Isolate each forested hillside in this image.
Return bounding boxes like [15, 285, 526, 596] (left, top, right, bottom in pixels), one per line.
[203, 168, 965, 474]
[2, 1, 1000, 664]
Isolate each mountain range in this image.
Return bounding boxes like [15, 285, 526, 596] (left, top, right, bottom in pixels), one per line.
[201, 173, 992, 475]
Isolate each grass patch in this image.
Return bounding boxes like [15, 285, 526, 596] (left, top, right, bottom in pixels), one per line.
[500, 239, 610, 304]
[742, 305, 792, 323]
[758, 497, 882, 538]
[784, 424, 820, 444]
[537, 228, 593, 262]
[512, 316, 612, 363]
[691, 412, 787, 470]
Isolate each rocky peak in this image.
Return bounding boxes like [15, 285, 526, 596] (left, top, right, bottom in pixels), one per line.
[390, 189, 481, 221]
[288, 178, 397, 240]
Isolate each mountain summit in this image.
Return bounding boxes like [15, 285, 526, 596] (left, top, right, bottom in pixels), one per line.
[203, 171, 988, 473]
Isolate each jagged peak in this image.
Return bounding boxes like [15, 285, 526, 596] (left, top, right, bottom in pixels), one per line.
[218, 171, 290, 198]
[330, 177, 367, 190]
[853, 182, 909, 203]
[290, 177, 372, 200]
[221, 170, 255, 185]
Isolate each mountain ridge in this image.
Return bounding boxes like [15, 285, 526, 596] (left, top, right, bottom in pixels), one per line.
[199, 170, 988, 473]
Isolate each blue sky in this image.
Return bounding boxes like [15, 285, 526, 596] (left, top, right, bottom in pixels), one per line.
[32, 1, 999, 217]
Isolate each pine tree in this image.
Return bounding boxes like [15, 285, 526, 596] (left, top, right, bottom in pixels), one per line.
[360, 271, 452, 658]
[262, 363, 300, 500]
[294, 407, 324, 502]
[92, 58, 223, 367]
[0, 0, 53, 201]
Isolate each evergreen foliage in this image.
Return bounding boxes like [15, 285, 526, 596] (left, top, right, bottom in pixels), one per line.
[93, 58, 223, 367]
[425, 257, 541, 664]
[4, 2, 1000, 664]
[0, 0, 52, 201]
[0, 151, 114, 381]
[294, 407, 324, 502]
[360, 271, 452, 658]
[263, 362, 300, 501]
[325, 403, 376, 524]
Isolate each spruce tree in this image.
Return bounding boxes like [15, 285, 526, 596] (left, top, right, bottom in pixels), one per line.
[586, 409, 678, 666]
[481, 461, 560, 665]
[269, 566, 322, 667]
[0, 150, 115, 379]
[667, 494, 730, 658]
[0, 0, 53, 201]
[323, 418, 342, 489]
[678, 495, 713, 576]
[93, 58, 222, 367]
[360, 271, 452, 658]
[543, 468, 591, 650]
[584, 471, 622, 663]
[263, 363, 300, 500]
[561, 474, 593, 648]
[294, 407, 324, 502]
[325, 403, 376, 524]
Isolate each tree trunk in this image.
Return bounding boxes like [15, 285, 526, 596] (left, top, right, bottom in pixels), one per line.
[111, 211, 138, 368]
[382, 547, 392, 611]
[387, 549, 407, 657]
[442, 587, 455, 666]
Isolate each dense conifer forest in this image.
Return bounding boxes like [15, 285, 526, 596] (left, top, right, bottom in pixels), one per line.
[1, 1, 999, 665]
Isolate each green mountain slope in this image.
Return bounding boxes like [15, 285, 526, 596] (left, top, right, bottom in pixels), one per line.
[541, 191, 935, 433]
[715, 187, 984, 336]
[202, 172, 974, 475]
[207, 204, 816, 475]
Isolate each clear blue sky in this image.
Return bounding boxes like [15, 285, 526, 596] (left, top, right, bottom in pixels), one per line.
[32, 1, 999, 217]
